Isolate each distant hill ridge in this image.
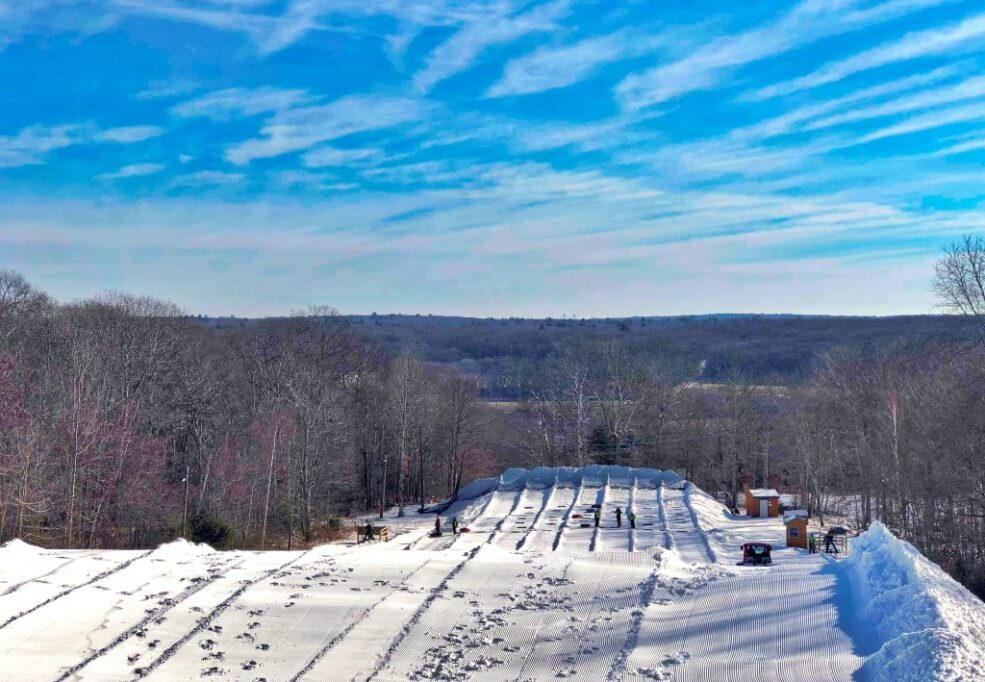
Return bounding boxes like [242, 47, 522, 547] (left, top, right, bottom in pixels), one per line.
[196, 313, 978, 399]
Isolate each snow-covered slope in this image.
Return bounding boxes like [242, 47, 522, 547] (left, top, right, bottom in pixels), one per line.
[0, 466, 982, 681]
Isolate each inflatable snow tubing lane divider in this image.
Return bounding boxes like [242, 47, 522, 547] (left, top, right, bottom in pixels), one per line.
[426, 466, 684, 512]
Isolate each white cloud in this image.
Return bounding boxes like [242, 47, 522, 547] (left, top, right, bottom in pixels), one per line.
[0, 0, 118, 50]
[752, 11, 985, 100]
[733, 65, 959, 140]
[803, 74, 985, 132]
[226, 95, 426, 164]
[615, 0, 955, 110]
[488, 31, 657, 98]
[170, 169, 245, 186]
[172, 87, 314, 120]
[933, 131, 985, 156]
[135, 79, 200, 100]
[93, 125, 164, 143]
[302, 146, 381, 167]
[413, 0, 567, 93]
[96, 162, 165, 180]
[0, 124, 86, 167]
[513, 118, 644, 152]
[854, 100, 985, 144]
[109, 0, 322, 54]
[0, 122, 167, 167]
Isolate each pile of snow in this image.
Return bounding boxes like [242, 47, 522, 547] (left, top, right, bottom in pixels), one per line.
[847, 522, 985, 681]
[149, 538, 216, 560]
[0, 538, 42, 558]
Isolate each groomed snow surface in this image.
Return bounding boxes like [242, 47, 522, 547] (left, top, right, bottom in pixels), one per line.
[1, 466, 983, 681]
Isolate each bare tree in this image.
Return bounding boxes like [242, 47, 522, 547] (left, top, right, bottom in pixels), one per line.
[934, 234, 985, 340]
[390, 350, 425, 517]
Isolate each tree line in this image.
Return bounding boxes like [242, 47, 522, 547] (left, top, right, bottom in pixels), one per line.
[0, 275, 494, 550]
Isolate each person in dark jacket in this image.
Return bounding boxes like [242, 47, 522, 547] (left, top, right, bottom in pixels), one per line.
[434, 515, 442, 537]
[615, 507, 623, 528]
[451, 516, 459, 535]
[365, 521, 375, 542]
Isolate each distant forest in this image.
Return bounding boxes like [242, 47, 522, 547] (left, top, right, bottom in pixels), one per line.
[206, 313, 979, 398]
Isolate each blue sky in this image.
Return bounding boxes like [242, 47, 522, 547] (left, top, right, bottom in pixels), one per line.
[2, 0, 985, 317]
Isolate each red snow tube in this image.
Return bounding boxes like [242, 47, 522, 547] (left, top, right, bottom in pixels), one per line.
[459, 528, 471, 533]
[572, 514, 583, 519]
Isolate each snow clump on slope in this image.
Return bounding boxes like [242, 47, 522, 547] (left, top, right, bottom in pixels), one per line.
[847, 521, 985, 681]
[150, 537, 217, 560]
[0, 538, 42, 557]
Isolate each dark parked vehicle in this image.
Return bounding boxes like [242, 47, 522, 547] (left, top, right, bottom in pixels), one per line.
[740, 542, 773, 565]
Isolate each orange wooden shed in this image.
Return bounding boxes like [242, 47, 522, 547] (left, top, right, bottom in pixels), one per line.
[744, 486, 780, 517]
[784, 510, 809, 549]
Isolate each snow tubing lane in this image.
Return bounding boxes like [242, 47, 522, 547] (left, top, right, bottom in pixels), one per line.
[130, 549, 314, 680]
[589, 481, 609, 552]
[362, 544, 483, 681]
[551, 482, 586, 552]
[514, 484, 555, 551]
[287, 556, 435, 682]
[53, 556, 249, 681]
[1, 556, 76, 596]
[0, 550, 153, 631]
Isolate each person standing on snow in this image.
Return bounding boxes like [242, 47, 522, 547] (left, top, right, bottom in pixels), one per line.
[593, 507, 601, 528]
[615, 507, 623, 528]
[629, 511, 637, 529]
[434, 515, 442, 537]
[451, 516, 459, 535]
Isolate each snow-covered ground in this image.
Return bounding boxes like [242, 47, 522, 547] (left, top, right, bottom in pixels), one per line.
[2, 466, 983, 681]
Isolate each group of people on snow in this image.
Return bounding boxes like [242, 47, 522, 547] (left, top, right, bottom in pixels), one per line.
[432, 515, 459, 537]
[593, 506, 636, 529]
